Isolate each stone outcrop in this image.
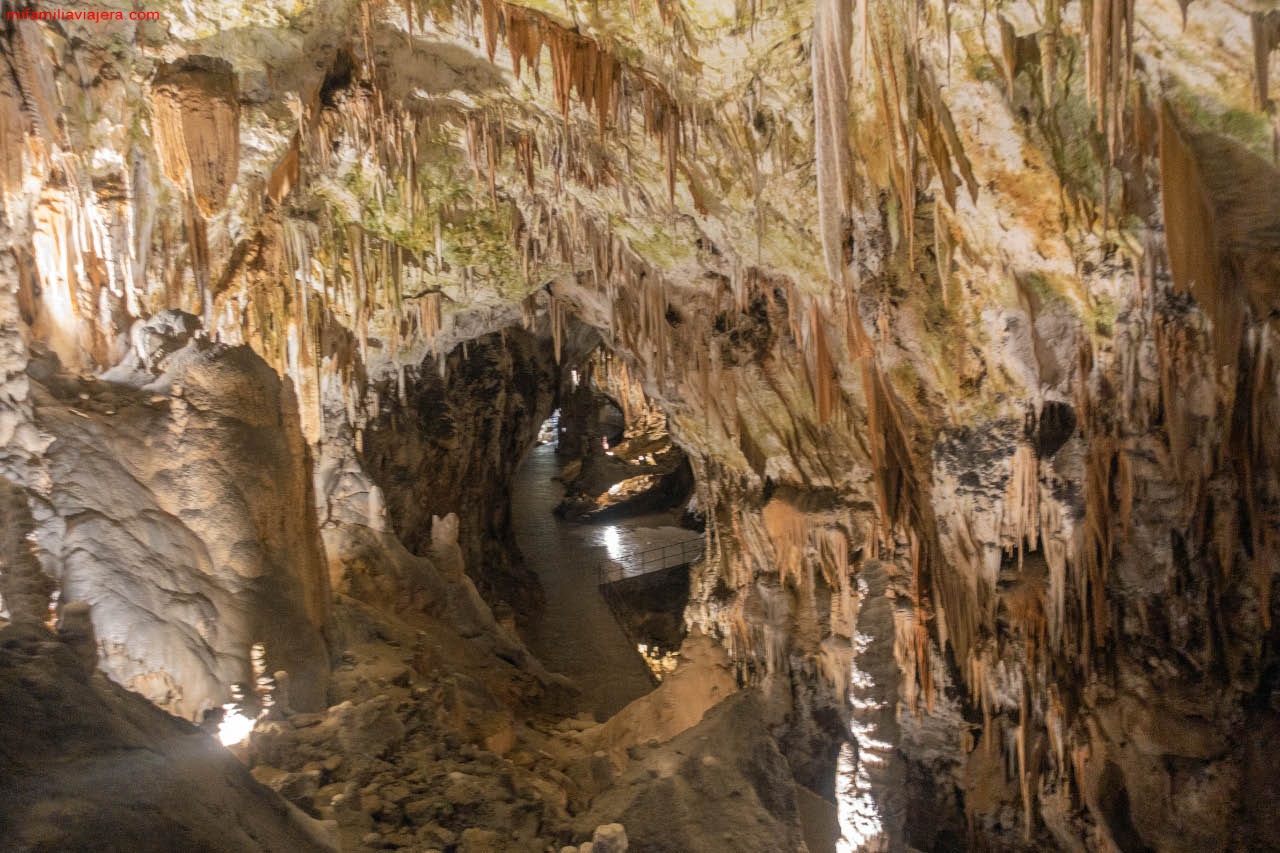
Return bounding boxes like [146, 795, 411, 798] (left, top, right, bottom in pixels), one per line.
[23, 333, 331, 719]
[0, 622, 337, 853]
[577, 631, 737, 770]
[575, 692, 807, 853]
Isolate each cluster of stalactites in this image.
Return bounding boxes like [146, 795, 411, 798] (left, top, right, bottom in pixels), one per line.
[852, 0, 980, 272]
[1082, 0, 1136, 165]
[810, 0, 852, 285]
[476, 0, 690, 203]
[699, 490, 862, 699]
[591, 349, 666, 438]
[955, 280, 1279, 845]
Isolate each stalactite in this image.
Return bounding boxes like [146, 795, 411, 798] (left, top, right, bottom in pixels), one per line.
[1040, 0, 1061, 107]
[1158, 100, 1242, 369]
[910, 531, 935, 713]
[763, 498, 809, 589]
[267, 134, 301, 206]
[865, 2, 917, 264]
[1251, 11, 1280, 110]
[151, 61, 241, 218]
[811, 0, 852, 284]
[1016, 686, 1034, 842]
[1079, 438, 1119, 655]
[1004, 575, 1047, 687]
[413, 290, 442, 352]
[1003, 444, 1040, 563]
[1040, 501, 1069, 650]
[917, 68, 978, 211]
[1082, 0, 1135, 164]
[474, 0, 684, 202]
[807, 305, 837, 424]
[937, 509, 982, 665]
[549, 290, 565, 363]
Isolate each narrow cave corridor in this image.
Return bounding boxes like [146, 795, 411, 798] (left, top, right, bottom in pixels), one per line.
[3, 1, 1280, 852]
[511, 442, 656, 719]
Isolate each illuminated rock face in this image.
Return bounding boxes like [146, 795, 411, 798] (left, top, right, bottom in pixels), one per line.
[24, 334, 331, 720]
[0, 0, 1279, 849]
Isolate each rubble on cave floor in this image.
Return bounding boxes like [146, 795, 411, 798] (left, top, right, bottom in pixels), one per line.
[236, 599, 803, 853]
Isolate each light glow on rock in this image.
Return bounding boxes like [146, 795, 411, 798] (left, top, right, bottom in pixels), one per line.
[836, 740, 883, 851]
[218, 705, 254, 747]
[837, 624, 889, 851]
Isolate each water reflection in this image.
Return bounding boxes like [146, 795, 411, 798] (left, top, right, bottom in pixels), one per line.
[602, 526, 623, 561]
[583, 518, 692, 568]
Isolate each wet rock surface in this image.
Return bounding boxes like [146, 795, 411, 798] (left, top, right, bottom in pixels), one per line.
[512, 443, 658, 719]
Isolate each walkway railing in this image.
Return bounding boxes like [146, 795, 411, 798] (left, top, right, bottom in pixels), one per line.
[597, 536, 705, 586]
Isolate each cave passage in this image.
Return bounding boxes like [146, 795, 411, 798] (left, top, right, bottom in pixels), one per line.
[511, 442, 692, 718]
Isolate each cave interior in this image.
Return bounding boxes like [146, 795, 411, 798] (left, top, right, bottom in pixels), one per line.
[1, 0, 1280, 851]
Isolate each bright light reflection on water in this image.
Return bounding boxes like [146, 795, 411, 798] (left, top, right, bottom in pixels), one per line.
[602, 526, 623, 561]
[580, 518, 697, 575]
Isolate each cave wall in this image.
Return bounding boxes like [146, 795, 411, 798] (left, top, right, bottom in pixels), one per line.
[21, 329, 331, 720]
[361, 327, 560, 614]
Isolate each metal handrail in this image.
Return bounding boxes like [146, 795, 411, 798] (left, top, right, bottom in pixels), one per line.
[597, 535, 704, 586]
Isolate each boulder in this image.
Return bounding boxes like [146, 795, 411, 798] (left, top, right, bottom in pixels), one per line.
[336, 696, 405, 759]
[0, 624, 336, 852]
[591, 823, 629, 852]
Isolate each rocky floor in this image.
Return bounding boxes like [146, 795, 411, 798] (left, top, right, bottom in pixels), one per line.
[1, 554, 817, 853]
[1, 383, 825, 853]
[239, 598, 811, 853]
[0, 621, 337, 853]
